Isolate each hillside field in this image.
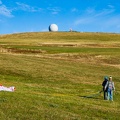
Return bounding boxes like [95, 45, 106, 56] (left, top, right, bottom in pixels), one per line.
[0, 32, 120, 120]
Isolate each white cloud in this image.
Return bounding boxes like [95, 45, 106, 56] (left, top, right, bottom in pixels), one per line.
[85, 8, 95, 14]
[108, 5, 114, 9]
[94, 9, 115, 17]
[73, 6, 120, 33]
[0, 0, 13, 17]
[71, 8, 78, 12]
[0, 5, 13, 17]
[16, 2, 42, 12]
[74, 7, 115, 26]
[16, 2, 35, 12]
[47, 7, 60, 14]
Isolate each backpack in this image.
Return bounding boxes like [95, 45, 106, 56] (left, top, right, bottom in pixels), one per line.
[102, 80, 107, 87]
[102, 80, 108, 91]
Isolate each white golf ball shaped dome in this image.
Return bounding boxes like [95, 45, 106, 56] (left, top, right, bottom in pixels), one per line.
[49, 24, 58, 32]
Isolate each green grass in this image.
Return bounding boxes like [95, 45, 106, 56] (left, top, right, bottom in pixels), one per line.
[1, 45, 120, 55]
[0, 32, 120, 120]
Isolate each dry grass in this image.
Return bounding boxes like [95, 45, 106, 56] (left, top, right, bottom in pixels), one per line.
[0, 32, 120, 120]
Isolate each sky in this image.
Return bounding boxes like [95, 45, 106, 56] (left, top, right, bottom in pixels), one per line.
[0, 0, 120, 34]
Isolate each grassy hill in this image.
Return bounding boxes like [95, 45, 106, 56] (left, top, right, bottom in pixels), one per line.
[0, 32, 120, 120]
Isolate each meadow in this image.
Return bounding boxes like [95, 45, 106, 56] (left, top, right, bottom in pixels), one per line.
[0, 32, 120, 120]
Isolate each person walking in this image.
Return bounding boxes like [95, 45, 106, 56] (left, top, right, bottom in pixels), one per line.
[102, 76, 108, 100]
[105, 76, 115, 101]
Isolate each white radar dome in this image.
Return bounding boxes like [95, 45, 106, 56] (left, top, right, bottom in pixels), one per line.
[49, 24, 58, 32]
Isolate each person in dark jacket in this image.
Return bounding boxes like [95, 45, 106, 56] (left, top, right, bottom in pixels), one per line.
[102, 76, 108, 100]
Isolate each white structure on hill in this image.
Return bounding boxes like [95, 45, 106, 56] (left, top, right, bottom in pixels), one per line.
[49, 24, 58, 32]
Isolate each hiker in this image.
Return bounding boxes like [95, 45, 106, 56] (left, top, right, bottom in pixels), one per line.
[105, 76, 115, 101]
[102, 76, 108, 100]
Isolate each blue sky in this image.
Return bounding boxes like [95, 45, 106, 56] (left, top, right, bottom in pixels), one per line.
[0, 0, 120, 34]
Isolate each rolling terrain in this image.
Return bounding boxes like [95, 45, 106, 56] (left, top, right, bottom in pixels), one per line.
[0, 32, 120, 120]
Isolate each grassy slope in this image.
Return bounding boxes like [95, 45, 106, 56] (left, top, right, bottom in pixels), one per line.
[0, 32, 120, 120]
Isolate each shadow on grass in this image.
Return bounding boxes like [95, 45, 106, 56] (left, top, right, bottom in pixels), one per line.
[79, 91, 103, 99]
[80, 95, 101, 99]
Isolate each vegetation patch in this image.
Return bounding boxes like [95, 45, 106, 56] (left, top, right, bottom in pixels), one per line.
[0, 32, 120, 120]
